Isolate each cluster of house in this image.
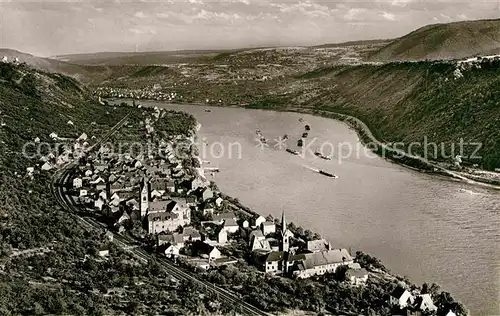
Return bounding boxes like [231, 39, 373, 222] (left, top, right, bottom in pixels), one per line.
[242, 212, 368, 283]
[390, 285, 458, 316]
[94, 86, 183, 102]
[72, 140, 215, 233]
[25, 131, 92, 178]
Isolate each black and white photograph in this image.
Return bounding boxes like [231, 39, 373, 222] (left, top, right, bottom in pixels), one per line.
[0, 1, 499, 315]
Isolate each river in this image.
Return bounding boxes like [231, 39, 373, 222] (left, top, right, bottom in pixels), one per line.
[146, 101, 499, 315]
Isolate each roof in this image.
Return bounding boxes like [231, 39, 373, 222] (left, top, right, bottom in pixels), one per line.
[148, 212, 178, 221]
[348, 262, 362, 270]
[415, 294, 436, 310]
[391, 286, 408, 299]
[151, 179, 168, 191]
[193, 240, 217, 255]
[262, 221, 275, 226]
[307, 239, 331, 252]
[264, 251, 284, 262]
[212, 212, 235, 222]
[159, 233, 184, 243]
[300, 249, 352, 269]
[249, 230, 264, 239]
[223, 218, 238, 227]
[186, 196, 196, 203]
[183, 226, 201, 238]
[166, 200, 180, 212]
[149, 200, 169, 213]
[347, 268, 368, 278]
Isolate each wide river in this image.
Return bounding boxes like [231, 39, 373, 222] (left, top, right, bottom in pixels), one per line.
[147, 101, 499, 315]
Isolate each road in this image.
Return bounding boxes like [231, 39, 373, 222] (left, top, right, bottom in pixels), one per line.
[51, 113, 270, 316]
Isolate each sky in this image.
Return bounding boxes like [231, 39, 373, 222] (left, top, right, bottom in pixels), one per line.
[1, 0, 499, 57]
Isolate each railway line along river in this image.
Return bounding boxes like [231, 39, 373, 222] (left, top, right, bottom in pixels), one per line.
[145, 101, 499, 315]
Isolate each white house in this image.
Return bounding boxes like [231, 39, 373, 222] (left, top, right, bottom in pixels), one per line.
[217, 229, 228, 244]
[254, 215, 266, 227]
[389, 286, 413, 308]
[416, 294, 437, 312]
[67, 120, 74, 126]
[79, 189, 88, 197]
[223, 218, 239, 233]
[346, 268, 369, 286]
[307, 239, 332, 253]
[262, 251, 285, 275]
[98, 246, 109, 257]
[41, 162, 53, 171]
[117, 212, 130, 224]
[73, 178, 83, 189]
[77, 133, 88, 141]
[445, 310, 457, 316]
[261, 221, 276, 235]
[94, 198, 105, 211]
[165, 244, 180, 258]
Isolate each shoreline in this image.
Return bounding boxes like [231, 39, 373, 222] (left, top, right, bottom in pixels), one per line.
[104, 97, 500, 190]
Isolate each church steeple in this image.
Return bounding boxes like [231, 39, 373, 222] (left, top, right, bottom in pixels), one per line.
[280, 209, 289, 252]
[140, 177, 149, 218]
[281, 210, 287, 236]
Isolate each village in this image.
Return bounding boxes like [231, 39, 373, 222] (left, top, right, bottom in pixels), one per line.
[38, 101, 453, 316]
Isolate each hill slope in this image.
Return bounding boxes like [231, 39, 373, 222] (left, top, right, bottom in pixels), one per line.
[369, 19, 500, 61]
[0, 48, 87, 76]
[0, 63, 219, 315]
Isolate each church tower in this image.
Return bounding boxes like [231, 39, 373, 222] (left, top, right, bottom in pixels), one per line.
[140, 177, 149, 218]
[280, 210, 290, 253]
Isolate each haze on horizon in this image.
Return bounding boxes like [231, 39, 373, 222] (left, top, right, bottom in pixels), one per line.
[1, 0, 499, 57]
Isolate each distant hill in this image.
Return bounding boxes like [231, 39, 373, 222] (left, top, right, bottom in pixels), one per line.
[0, 48, 86, 75]
[52, 49, 232, 66]
[369, 19, 500, 61]
[312, 39, 391, 49]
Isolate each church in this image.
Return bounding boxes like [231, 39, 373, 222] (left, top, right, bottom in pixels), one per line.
[254, 211, 353, 278]
[256, 211, 295, 275]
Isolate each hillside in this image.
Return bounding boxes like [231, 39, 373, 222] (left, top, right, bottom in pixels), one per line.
[0, 48, 86, 76]
[297, 61, 500, 170]
[0, 63, 223, 315]
[369, 19, 500, 61]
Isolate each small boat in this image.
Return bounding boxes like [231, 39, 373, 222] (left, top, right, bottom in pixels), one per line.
[205, 109, 212, 112]
[314, 151, 331, 160]
[305, 125, 311, 131]
[319, 170, 338, 178]
[286, 149, 299, 155]
[302, 132, 308, 138]
[297, 139, 303, 147]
